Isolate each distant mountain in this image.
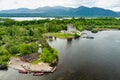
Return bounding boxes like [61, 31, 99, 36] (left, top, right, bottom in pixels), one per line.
[0, 8, 31, 13]
[0, 6, 119, 17]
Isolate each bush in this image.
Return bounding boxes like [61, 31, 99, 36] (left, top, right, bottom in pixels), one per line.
[9, 45, 19, 55]
[0, 48, 9, 65]
[40, 48, 58, 63]
[91, 29, 98, 33]
[0, 36, 2, 40]
[0, 48, 9, 56]
[30, 42, 39, 53]
[18, 42, 39, 55]
[0, 41, 2, 46]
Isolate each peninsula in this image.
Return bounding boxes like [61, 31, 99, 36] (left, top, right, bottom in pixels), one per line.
[0, 17, 120, 75]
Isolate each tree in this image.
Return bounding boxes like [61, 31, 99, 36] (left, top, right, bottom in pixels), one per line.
[19, 43, 31, 55]
[40, 48, 58, 63]
[0, 36, 2, 40]
[8, 45, 19, 55]
[18, 43, 39, 56]
[29, 29, 34, 36]
[0, 48, 9, 56]
[0, 48, 9, 65]
[30, 42, 39, 53]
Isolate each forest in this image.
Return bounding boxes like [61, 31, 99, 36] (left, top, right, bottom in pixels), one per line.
[0, 17, 120, 65]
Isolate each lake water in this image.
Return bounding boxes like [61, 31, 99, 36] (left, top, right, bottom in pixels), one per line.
[0, 31, 120, 80]
[0, 17, 119, 21]
[0, 17, 73, 21]
[0, 17, 56, 21]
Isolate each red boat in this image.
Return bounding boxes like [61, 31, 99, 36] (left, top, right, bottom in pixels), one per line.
[19, 70, 28, 74]
[33, 71, 42, 73]
[33, 72, 44, 76]
[51, 67, 57, 73]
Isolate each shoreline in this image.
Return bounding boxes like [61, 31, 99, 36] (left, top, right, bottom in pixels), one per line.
[8, 57, 56, 73]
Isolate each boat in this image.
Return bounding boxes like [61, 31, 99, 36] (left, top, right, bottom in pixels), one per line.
[19, 70, 28, 74]
[84, 36, 94, 39]
[51, 66, 57, 73]
[86, 36, 94, 39]
[33, 72, 44, 76]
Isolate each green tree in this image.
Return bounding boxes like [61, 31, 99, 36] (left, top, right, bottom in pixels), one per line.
[8, 45, 19, 55]
[29, 29, 34, 36]
[0, 48, 9, 65]
[40, 48, 58, 63]
[0, 36, 2, 40]
[18, 43, 38, 55]
[30, 42, 39, 53]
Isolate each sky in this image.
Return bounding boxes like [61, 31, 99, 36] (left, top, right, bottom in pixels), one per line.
[0, 0, 120, 12]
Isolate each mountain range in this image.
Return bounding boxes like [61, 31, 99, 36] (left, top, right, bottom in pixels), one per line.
[0, 6, 120, 17]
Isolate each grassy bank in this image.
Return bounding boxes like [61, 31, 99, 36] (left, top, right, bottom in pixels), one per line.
[43, 33, 74, 39]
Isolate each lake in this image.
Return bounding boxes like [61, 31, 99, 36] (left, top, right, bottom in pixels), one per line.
[0, 31, 120, 80]
[0, 17, 73, 21]
[0, 17, 56, 21]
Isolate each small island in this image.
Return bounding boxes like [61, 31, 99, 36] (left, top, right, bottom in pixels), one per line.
[0, 17, 120, 76]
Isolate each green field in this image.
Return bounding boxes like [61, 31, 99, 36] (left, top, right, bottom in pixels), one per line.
[43, 33, 74, 38]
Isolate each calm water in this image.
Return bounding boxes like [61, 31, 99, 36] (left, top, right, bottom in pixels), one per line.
[0, 17, 72, 21]
[1, 31, 120, 80]
[0, 17, 56, 21]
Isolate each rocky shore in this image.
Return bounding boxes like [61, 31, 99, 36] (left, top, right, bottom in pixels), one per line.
[8, 57, 54, 73]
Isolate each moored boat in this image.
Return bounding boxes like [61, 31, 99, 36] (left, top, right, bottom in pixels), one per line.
[83, 36, 94, 39]
[86, 36, 94, 39]
[51, 66, 57, 73]
[19, 70, 28, 74]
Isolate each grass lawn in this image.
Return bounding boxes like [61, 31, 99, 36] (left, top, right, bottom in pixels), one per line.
[32, 59, 42, 64]
[43, 33, 74, 38]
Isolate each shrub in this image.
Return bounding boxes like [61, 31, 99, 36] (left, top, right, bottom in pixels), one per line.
[91, 29, 98, 33]
[0, 48, 9, 65]
[18, 43, 39, 56]
[40, 48, 58, 63]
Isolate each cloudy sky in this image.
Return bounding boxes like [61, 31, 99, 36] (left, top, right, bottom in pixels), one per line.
[0, 0, 120, 12]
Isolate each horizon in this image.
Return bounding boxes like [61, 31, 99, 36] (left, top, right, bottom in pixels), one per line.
[0, 6, 119, 12]
[0, 0, 120, 12]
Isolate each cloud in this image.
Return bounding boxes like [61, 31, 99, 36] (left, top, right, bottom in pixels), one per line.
[0, 0, 120, 11]
[94, 0, 120, 11]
